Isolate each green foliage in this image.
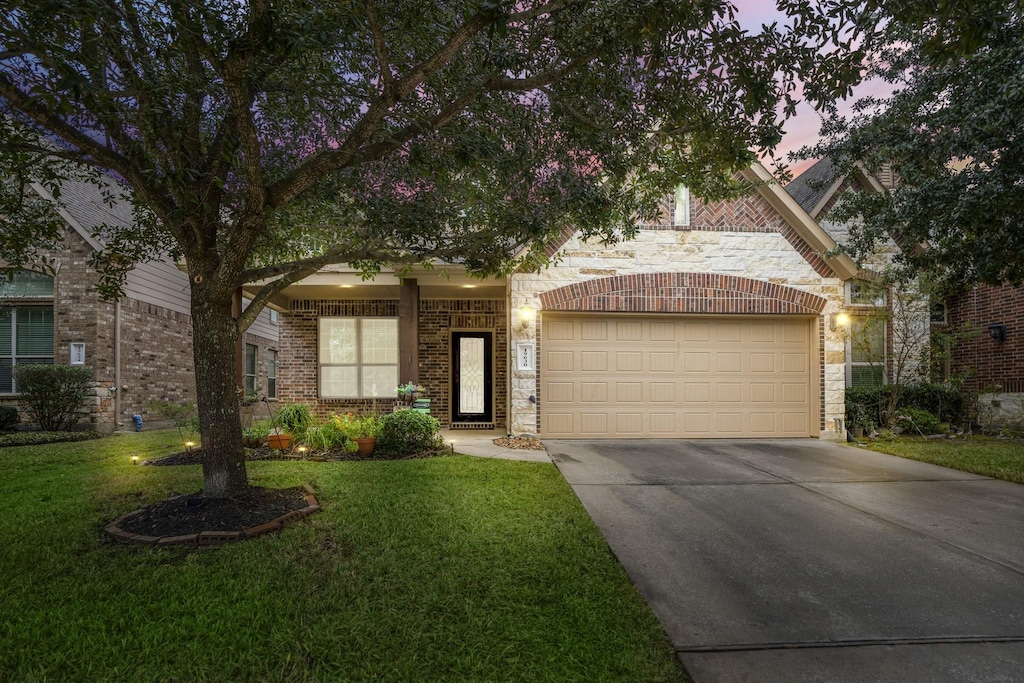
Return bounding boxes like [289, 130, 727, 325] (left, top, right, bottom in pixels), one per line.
[273, 403, 314, 435]
[301, 418, 356, 453]
[867, 436, 1024, 485]
[335, 413, 381, 440]
[0, 0, 867, 491]
[804, 2, 1024, 291]
[12, 364, 93, 431]
[0, 406, 19, 431]
[145, 398, 199, 443]
[241, 423, 271, 444]
[0, 430, 101, 447]
[895, 407, 942, 435]
[376, 410, 443, 458]
[847, 382, 967, 429]
[0, 429, 682, 681]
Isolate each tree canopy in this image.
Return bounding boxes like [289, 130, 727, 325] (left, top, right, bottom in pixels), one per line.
[0, 0, 865, 496]
[803, 1, 1024, 293]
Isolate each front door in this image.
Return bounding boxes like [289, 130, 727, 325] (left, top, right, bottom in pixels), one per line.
[451, 331, 493, 424]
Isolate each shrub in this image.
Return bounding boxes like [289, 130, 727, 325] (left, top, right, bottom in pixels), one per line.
[146, 398, 198, 442]
[895, 407, 942, 435]
[0, 430, 101, 448]
[273, 403, 314, 435]
[846, 382, 967, 429]
[375, 410, 443, 457]
[13, 365, 93, 431]
[0, 406, 19, 431]
[302, 418, 356, 453]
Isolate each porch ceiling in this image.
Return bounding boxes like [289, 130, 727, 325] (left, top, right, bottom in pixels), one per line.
[244, 267, 506, 304]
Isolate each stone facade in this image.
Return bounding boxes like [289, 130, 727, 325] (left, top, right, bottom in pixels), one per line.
[278, 298, 507, 428]
[509, 190, 850, 439]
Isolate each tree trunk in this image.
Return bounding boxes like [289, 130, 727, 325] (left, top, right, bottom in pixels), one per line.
[191, 283, 249, 498]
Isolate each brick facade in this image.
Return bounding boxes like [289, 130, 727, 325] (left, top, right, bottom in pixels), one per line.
[944, 284, 1024, 394]
[2, 227, 277, 431]
[538, 273, 828, 315]
[278, 298, 507, 428]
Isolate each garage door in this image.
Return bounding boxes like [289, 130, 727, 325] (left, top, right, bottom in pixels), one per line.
[540, 315, 816, 438]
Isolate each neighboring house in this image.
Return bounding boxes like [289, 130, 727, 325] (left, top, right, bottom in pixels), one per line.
[0, 177, 280, 431]
[790, 157, 1024, 426]
[935, 284, 1024, 425]
[267, 160, 891, 440]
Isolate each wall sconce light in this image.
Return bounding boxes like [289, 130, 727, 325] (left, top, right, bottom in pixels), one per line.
[829, 312, 851, 331]
[519, 305, 536, 328]
[988, 323, 1007, 341]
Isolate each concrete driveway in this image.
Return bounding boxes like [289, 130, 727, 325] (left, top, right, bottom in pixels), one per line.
[547, 439, 1024, 682]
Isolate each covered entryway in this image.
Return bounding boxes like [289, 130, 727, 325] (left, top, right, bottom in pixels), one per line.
[540, 314, 817, 438]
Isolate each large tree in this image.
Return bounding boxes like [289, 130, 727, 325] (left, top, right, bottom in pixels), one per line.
[0, 0, 861, 497]
[803, 1, 1024, 292]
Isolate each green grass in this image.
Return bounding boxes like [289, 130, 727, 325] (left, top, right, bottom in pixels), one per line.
[0, 430, 683, 682]
[863, 437, 1024, 484]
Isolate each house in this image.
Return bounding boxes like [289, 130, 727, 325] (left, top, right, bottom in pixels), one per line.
[789, 157, 1024, 426]
[934, 284, 1024, 426]
[0, 177, 280, 431]
[264, 160, 898, 440]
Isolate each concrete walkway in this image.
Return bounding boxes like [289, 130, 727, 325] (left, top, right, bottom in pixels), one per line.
[439, 428, 551, 463]
[547, 438, 1024, 682]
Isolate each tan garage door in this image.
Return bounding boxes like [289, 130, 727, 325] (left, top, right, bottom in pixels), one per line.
[540, 314, 817, 438]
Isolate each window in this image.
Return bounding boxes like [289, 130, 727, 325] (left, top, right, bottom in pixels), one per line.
[244, 343, 257, 396]
[1, 271, 55, 394]
[847, 279, 886, 307]
[269, 309, 279, 325]
[672, 185, 690, 227]
[0, 308, 55, 393]
[267, 349, 277, 399]
[0, 270, 54, 298]
[318, 317, 398, 398]
[930, 301, 948, 324]
[847, 315, 886, 388]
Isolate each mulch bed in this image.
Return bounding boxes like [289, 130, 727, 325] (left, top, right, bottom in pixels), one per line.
[493, 437, 547, 451]
[116, 486, 309, 537]
[144, 446, 445, 466]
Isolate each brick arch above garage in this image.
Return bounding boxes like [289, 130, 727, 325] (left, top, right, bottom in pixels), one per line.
[538, 273, 828, 315]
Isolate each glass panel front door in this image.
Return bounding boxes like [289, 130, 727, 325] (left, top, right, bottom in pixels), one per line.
[452, 332, 493, 423]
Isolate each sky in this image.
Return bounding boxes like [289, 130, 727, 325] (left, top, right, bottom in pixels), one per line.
[733, 0, 890, 178]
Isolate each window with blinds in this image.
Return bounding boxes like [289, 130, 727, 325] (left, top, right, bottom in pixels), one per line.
[318, 317, 398, 398]
[1, 307, 55, 393]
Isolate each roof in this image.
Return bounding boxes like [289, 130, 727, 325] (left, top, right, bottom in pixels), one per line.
[784, 157, 839, 216]
[31, 174, 135, 251]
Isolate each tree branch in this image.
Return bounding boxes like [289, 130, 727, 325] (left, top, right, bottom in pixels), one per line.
[365, 0, 395, 99]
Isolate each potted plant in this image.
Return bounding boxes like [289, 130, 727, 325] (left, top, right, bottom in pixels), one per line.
[396, 382, 425, 404]
[268, 403, 313, 450]
[338, 414, 381, 455]
[242, 423, 270, 448]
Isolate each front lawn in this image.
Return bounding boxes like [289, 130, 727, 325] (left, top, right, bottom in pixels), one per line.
[0, 430, 683, 682]
[862, 437, 1024, 485]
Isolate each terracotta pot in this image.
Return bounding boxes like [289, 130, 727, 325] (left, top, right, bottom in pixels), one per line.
[267, 433, 292, 450]
[354, 436, 376, 455]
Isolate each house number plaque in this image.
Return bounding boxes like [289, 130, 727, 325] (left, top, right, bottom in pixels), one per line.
[515, 341, 535, 371]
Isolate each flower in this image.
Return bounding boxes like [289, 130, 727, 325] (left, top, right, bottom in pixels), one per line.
[396, 382, 425, 395]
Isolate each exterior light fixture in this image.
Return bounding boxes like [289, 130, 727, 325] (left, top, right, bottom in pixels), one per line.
[185, 441, 195, 453]
[131, 455, 139, 465]
[297, 446, 308, 454]
[829, 312, 851, 331]
[988, 323, 1007, 341]
[519, 305, 536, 328]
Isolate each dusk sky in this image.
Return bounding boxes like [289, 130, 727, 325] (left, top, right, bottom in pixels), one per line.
[733, 0, 889, 178]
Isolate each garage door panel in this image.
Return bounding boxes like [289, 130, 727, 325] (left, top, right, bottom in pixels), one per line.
[616, 352, 643, 372]
[650, 383, 676, 402]
[580, 382, 607, 402]
[540, 315, 815, 438]
[616, 382, 643, 402]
